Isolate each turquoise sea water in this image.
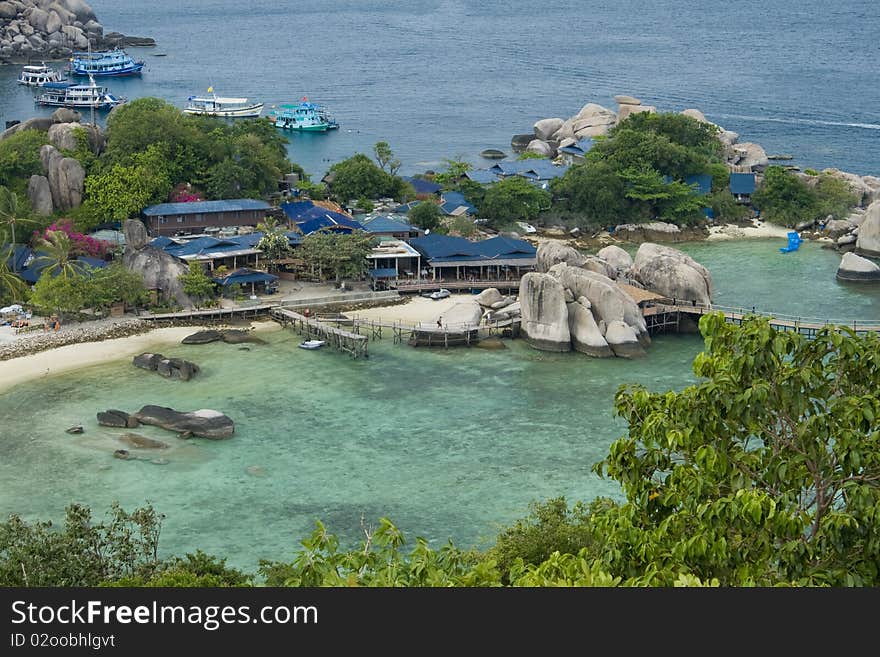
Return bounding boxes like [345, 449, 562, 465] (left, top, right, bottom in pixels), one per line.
[0, 239, 877, 570]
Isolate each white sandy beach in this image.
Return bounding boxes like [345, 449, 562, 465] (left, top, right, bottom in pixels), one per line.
[0, 320, 281, 393]
[707, 220, 791, 241]
[343, 294, 477, 326]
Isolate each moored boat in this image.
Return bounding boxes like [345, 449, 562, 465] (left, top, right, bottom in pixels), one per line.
[298, 339, 326, 350]
[184, 90, 264, 118]
[268, 98, 339, 131]
[17, 63, 68, 86]
[68, 48, 145, 76]
[34, 75, 124, 110]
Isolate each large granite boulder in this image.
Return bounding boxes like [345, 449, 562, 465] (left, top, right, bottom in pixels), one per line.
[474, 287, 503, 308]
[836, 252, 880, 282]
[534, 118, 564, 141]
[0, 118, 55, 141]
[631, 243, 713, 305]
[122, 219, 192, 307]
[156, 358, 199, 381]
[559, 266, 649, 343]
[41, 144, 84, 211]
[219, 329, 266, 344]
[133, 405, 235, 439]
[855, 200, 880, 257]
[132, 352, 162, 370]
[731, 142, 769, 172]
[519, 272, 571, 351]
[47, 122, 80, 151]
[27, 174, 53, 215]
[597, 245, 634, 274]
[434, 300, 483, 328]
[613, 221, 682, 243]
[617, 103, 656, 122]
[581, 255, 617, 279]
[97, 409, 139, 428]
[0, 2, 19, 20]
[181, 330, 223, 344]
[604, 320, 646, 358]
[536, 241, 587, 272]
[681, 108, 709, 123]
[525, 139, 555, 157]
[567, 297, 612, 357]
[823, 218, 857, 239]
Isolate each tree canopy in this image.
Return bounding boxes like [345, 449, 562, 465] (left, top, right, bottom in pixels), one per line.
[326, 154, 411, 202]
[298, 230, 376, 282]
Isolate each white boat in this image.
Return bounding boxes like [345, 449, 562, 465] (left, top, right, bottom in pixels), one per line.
[298, 339, 325, 350]
[183, 91, 263, 118]
[428, 289, 451, 300]
[34, 75, 124, 110]
[17, 63, 68, 86]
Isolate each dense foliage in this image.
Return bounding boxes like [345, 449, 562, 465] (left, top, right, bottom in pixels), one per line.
[0, 129, 49, 197]
[407, 200, 443, 231]
[29, 261, 147, 316]
[326, 153, 411, 202]
[298, 230, 376, 282]
[478, 176, 550, 227]
[752, 166, 859, 227]
[178, 261, 216, 306]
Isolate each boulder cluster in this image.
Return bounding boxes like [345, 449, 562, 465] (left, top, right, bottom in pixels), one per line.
[519, 241, 712, 357]
[834, 200, 880, 281]
[122, 219, 193, 307]
[97, 405, 235, 439]
[0, 0, 153, 63]
[133, 352, 200, 380]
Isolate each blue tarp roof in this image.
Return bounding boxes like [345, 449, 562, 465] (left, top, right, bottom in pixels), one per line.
[5, 245, 32, 273]
[559, 137, 594, 156]
[361, 215, 419, 234]
[143, 199, 271, 216]
[214, 267, 278, 287]
[154, 232, 301, 258]
[730, 172, 756, 195]
[367, 268, 399, 279]
[464, 169, 500, 184]
[684, 173, 713, 195]
[402, 176, 442, 195]
[280, 200, 318, 221]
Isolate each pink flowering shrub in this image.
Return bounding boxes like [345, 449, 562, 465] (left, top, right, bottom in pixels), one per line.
[35, 219, 112, 258]
[170, 183, 204, 203]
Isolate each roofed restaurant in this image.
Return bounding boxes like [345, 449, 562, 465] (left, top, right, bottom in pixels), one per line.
[408, 234, 537, 281]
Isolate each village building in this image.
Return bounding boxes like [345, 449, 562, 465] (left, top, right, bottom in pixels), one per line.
[141, 199, 272, 237]
[408, 234, 537, 281]
[730, 172, 757, 204]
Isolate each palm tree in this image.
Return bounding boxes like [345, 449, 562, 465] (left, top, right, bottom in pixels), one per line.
[256, 215, 291, 273]
[0, 186, 34, 273]
[0, 241, 29, 303]
[34, 230, 85, 280]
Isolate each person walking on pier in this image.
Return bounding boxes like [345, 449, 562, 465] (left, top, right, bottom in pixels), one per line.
[437, 317, 443, 329]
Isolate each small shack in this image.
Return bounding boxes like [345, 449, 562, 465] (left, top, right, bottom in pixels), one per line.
[213, 267, 278, 296]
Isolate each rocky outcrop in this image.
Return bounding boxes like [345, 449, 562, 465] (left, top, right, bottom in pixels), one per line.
[181, 328, 264, 345]
[39, 144, 84, 212]
[604, 320, 646, 358]
[474, 288, 504, 308]
[836, 252, 880, 282]
[730, 142, 769, 173]
[133, 352, 200, 380]
[47, 122, 81, 152]
[132, 405, 235, 439]
[27, 174, 53, 216]
[567, 297, 612, 357]
[0, 0, 152, 63]
[525, 139, 555, 157]
[613, 222, 682, 243]
[97, 409, 139, 429]
[596, 245, 634, 274]
[434, 300, 483, 328]
[122, 219, 192, 307]
[534, 118, 564, 141]
[559, 266, 648, 343]
[519, 272, 571, 351]
[854, 201, 880, 257]
[631, 243, 713, 305]
[536, 241, 588, 272]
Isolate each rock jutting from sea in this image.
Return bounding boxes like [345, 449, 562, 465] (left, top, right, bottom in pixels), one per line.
[0, 0, 155, 64]
[519, 241, 711, 358]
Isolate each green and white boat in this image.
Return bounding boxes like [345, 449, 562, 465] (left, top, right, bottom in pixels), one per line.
[269, 98, 339, 132]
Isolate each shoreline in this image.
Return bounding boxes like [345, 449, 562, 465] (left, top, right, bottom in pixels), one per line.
[0, 321, 281, 394]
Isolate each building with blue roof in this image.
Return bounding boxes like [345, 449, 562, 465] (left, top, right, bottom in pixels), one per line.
[149, 231, 302, 271]
[213, 267, 278, 295]
[295, 210, 365, 235]
[558, 138, 594, 164]
[402, 176, 443, 196]
[439, 191, 478, 216]
[360, 215, 422, 239]
[142, 199, 272, 237]
[684, 173, 713, 196]
[517, 161, 569, 182]
[488, 161, 535, 177]
[366, 239, 423, 289]
[730, 172, 757, 203]
[409, 233, 536, 280]
[463, 169, 500, 185]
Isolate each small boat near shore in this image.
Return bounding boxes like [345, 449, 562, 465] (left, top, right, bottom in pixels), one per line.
[427, 288, 451, 300]
[34, 75, 124, 110]
[184, 90, 263, 118]
[68, 48, 145, 76]
[298, 339, 326, 350]
[268, 98, 339, 131]
[17, 63, 68, 86]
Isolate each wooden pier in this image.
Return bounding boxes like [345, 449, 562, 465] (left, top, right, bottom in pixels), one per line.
[395, 279, 521, 295]
[642, 301, 880, 338]
[271, 308, 369, 358]
[142, 303, 279, 325]
[308, 314, 520, 347]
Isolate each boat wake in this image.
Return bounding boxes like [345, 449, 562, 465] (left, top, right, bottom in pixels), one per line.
[712, 113, 880, 131]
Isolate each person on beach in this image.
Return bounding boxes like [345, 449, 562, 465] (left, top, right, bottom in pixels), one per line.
[437, 317, 443, 329]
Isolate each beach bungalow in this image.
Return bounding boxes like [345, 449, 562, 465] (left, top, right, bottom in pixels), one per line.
[142, 199, 272, 237]
[360, 215, 422, 240]
[730, 172, 757, 204]
[439, 191, 478, 217]
[408, 233, 536, 281]
[557, 138, 594, 165]
[463, 169, 501, 185]
[280, 199, 365, 235]
[401, 176, 443, 197]
[516, 161, 570, 189]
[684, 173, 713, 196]
[213, 267, 279, 296]
[150, 231, 302, 271]
[366, 239, 423, 289]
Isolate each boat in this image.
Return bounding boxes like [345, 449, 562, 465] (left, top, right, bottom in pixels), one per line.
[298, 339, 326, 350]
[34, 75, 124, 110]
[68, 48, 145, 76]
[268, 98, 339, 131]
[428, 288, 451, 300]
[17, 63, 68, 86]
[184, 90, 264, 118]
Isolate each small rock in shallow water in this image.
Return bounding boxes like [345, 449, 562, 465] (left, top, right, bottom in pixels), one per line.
[150, 458, 170, 465]
[113, 449, 133, 460]
[65, 425, 84, 434]
[246, 465, 267, 477]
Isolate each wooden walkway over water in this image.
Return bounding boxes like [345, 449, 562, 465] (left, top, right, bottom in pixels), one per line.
[271, 308, 369, 358]
[142, 303, 279, 325]
[643, 302, 880, 337]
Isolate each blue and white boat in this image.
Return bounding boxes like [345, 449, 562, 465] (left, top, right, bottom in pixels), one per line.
[68, 48, 145, 76]
[17, 63, 68, 86]
[35, 75, 124, 110]
[268, 98, 339, 132]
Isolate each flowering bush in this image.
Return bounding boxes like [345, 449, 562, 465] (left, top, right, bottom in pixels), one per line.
[34, 220, 111, 258]
[170, 183, 203, 203]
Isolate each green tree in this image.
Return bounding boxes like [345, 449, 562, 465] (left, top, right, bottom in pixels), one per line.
[813, 174, 859, 221]
[432, 158, 472, 188]
[0, 129, 49, 196]
[407, 201, 443, 232]
[327, 153, 410, 202]
[299, 230, 375, 283]
[178, 261, 216, 307]
[550, 160, 631, 228]
[619, 167, 705, 223]
[0, 185, 35, 258]
[751, 166, 817, 227]
[449, 214, 476, 237]
[373, 141, 401, 175]
[707, 189, 750, 222]
[33, 229, 85, 280]
[516, 151, 549, 161]
[0, 241, 29, 304]
[256, 216, 291, 272]
[590, 313, 880, 586]
[85, 144, 174, 221]
[479, 176, 550, 227]
[88, 262, 148, 312]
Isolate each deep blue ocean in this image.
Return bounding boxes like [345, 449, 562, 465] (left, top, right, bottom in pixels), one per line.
[1, 0, 878, 180]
